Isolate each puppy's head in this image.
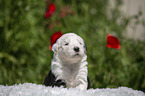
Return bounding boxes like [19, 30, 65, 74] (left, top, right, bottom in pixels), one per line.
[52, 33, 87, 64]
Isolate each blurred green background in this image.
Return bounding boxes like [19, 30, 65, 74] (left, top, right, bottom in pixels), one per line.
[0, 0, 145, 92]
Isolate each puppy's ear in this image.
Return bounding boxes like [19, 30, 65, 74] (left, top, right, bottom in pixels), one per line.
[52, 43, 58, 53]
[84, 41, 87, 53]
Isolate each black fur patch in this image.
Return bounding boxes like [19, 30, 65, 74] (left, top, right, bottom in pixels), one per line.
[84, 41, 87, 53]
[44, 70, 66, 88]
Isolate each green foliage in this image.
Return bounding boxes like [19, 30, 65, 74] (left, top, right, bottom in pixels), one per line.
[0, 0, 145, 92]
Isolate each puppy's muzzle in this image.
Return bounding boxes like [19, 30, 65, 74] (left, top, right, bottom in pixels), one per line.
[74, 46, 80, 52]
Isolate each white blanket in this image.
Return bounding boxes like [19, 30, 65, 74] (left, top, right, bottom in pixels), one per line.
[0, 83, 144, 96]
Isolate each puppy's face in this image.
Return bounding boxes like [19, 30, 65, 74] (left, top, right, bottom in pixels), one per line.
[52, 33, 87, 64]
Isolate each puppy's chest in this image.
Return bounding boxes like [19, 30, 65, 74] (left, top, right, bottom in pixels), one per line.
[62, 67, 80, 87]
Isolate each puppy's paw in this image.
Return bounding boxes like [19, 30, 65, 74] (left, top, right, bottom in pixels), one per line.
[54, 79, 66, 87]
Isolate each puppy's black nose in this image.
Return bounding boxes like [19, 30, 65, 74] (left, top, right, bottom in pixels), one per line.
[74, 46, 80, 52]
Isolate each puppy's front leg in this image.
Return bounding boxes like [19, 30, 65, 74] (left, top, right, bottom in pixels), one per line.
[75, 81, 87, 90]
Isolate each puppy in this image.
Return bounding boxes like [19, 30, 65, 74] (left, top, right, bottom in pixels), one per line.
[44, 33, 91, 90]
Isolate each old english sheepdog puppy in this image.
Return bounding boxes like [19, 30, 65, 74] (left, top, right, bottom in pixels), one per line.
[44, 33, 91, 90]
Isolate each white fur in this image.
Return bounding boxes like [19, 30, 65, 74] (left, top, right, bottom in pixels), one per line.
[51, 33, 88, 90]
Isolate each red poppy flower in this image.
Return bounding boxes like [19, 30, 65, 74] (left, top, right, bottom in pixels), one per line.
[45, 3, 56, 19]
[49, 31, 63, 50]
[106, 34, 120, 49]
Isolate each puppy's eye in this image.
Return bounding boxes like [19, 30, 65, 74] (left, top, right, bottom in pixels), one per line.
[65, 43, 69, 45]
[79, 42, 82, 45]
